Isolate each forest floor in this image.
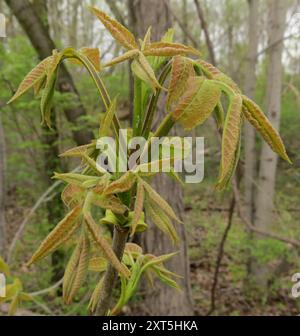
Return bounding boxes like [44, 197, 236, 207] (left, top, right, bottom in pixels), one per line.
[185, 182, 300, 316]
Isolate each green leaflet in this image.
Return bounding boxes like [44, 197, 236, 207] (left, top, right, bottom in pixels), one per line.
[218, 94, 243, 188]
[40, 67, 58, 128]
[131, 52, 163, 93]
[0, 256, 10, 276]
[172, 77, 221, 130]
[141, 179, 182, 223]
[242, 95, 291, 163]
[99, 97, 118, 137]
[145, 198, 179, 244]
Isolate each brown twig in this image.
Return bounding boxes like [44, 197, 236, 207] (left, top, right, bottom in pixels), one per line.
[206, 196, 235, 316]
[193, 0, 216, 65]
[95, 226, 129, 316]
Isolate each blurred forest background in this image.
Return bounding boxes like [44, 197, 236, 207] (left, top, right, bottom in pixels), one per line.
[0, 0, 299, 316]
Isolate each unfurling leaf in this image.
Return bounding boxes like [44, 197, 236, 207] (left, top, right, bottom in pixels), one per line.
[214, 102, 225, 128]
[242, 95, 291, 163]
[63, 233, 90, 304]
[125, 243, 143, 256]
[142, 179, 181, 223]
[143, 42, 200, 57]
[7, 56, 54, 104]
[90, 7, 138, 50]
[69, 48, 101, 71]
[104, 49, 139, 67]
[40, 66, 58, 128]
[103, 171, 136, 195]
[197, 59, 240, 94]
[88, 277, 104, 312]
[27, 206, 82, 265]
[99, 97, 118, 137]
[217, 94, 243, 188]
[145, 199, 179, 243]
[172, 77, 221, 130]
[84, 212, 130, 278]
[53, 172, 101, 188]
[130, 181, 145, 237]
[131, 52, 163, 93]
[59, 142, 95, 158]
[61, 183, 85, 208]
[88, 257, 108, 272]
[167, 56, 195, 110]
[91, 193, 128, 214]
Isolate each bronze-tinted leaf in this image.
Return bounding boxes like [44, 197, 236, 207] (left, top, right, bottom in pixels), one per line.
[88, 277, 104, 312]
[84, 212, 130, 278]
[88, 257, 108, 272]
[27, 206, 81, 265]
[172, 77, 221, 130]
[142, 179, 181, 223]
[104, 49, 139, 67]
[167, 56, 195, 110]
[59, 143, 95, 158]
[7, 56, 54, 104]
[90, 7, 138, 50]
[242, 95, 291, 163]
[61, 183, 85, 209]
[91, 193, 128, 214]
[218, 94, 243, 187]
[145, 199, 179, 243]
[103, 171, 136, 195]
[130, 181, 145, 237]
[144, 42, 200, 57]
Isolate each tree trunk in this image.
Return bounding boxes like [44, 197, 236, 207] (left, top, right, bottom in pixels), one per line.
[250, 0, 287, 290]
[244, 0, 259, 225]
[4, 0, 93, 146]
[129, 0, 193, 316]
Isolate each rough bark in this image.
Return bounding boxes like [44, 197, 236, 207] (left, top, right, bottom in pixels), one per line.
[129, 0, 193, 316]
[4, 0, 93, 146]
[250, 0, 287, 290]
[244, 0, 259, 224]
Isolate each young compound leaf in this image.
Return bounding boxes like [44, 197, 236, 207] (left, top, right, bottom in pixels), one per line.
[167, 56, 195, 110]
[27, 206, 82, 265]
[90, 7, 138, 50]
[143, 42, 200, 57]
[242, 95, 291, 163]
[7, 56, 53, 104]
[141, 179, 182, 223]
[130, 181, 145, 237]
[172, 77, 221, 130]
[145, 199, 179, 243]
[217, 94, 243, 188]
[84, 212, 130, 278]
[103, 171, 136, 195]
